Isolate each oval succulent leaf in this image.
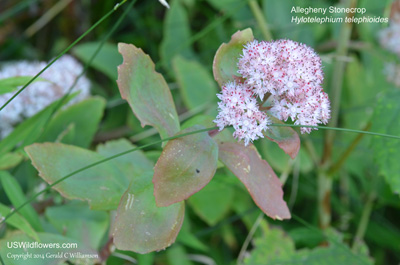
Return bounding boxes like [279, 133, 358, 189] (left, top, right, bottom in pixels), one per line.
[218, 141, 291, 220]
[153, 125, 218, 207]
[114, 171, 185, 254]
[213, 28, 254, 87]
[264, 115, 300, 159]
[117, 43, 180, 140]
[25, 143, 128, 210]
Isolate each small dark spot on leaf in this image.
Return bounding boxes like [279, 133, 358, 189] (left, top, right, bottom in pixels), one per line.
[196, 169, 200, 173]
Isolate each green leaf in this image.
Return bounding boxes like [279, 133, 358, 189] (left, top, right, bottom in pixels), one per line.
[264, 115, 300, 159]
[370, 90, 400, 194]
[113, 171, 185, 254]
[206, 0, 252, 21]
[0, 203, 39, 241]
[160, 0, 194, 69]
[25, 143, 128, 210]
[117, 43, 180, 140]
[96, 138, 154, 178]
[167, 245, 194, 265]
[245, 223, 372, 265]
[217, 142, 290, 220]
[244, 221, 295, 265]
[0, 232, 99, 265]
[153, 125, 218, 207]
[213, 28, 254, 87]
[72, 42, 121, 80]
[188, 175, 234, 226]
[0, 171, 43, 231]
[38, 97, 105, 148]
[45, 202, 109, 250]
[0, 152, 23, 170]
[0, 93, 75, 157]
[172, 56, 217, 110]
[0, 76, 46, 95]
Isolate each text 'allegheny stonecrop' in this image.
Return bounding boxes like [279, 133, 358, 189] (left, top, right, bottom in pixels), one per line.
[214, 39, 331, 145]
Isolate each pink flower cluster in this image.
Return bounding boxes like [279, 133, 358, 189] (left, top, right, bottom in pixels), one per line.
[214, 81, 270, 146]
[214, 39, 331, 145]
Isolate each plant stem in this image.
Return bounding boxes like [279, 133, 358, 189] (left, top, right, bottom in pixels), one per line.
[351, 191, 376, 251]
[237, 212, 264, 265]
[319, 0, 358, 230]
[322, 0, 358, 164]
[317, 171, 332, 230]
[328, 122, 371, 175]
[248, 0, 272, 41]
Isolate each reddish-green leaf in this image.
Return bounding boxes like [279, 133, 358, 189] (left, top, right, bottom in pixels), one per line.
[114, 171, 185, 254]
[117, 43, 180, 140]
[25, 143, 128, 210]
[153, 125, 218, 207]
[264, 115, 300, 159]
[213, 28, 254, 87]
[218, 142, 290, 220]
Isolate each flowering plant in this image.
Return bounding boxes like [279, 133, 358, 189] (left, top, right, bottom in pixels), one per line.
[215, 39, 331, 145]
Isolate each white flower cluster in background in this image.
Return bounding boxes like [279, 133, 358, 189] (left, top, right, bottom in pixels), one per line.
[214, 39, 331, 145]
[379, 21, 400, 57]
[384, 62, 400, 87]
[0, 55, 90, 139]
[379, 0, 400, 88]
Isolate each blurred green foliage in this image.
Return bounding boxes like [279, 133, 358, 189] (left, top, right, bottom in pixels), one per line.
[0, 0, 400, 264]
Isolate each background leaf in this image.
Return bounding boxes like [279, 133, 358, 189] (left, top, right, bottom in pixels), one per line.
[0, 152, 23, 170]
[38, 97, 105, 148]
[25, 143, 128, 210]
[117, 43, 180, 140]
[160, 0, 194, 69]
[45, 202, 109, 250]
[371, 90, 400, 194]
[0, 94, 74, 157]
[153, 125, 218, 207]
[72, 42, 121, 80]
[0, 76, 46, 95]
[0, 171, 42, 231]
[113, 171, 185, 254]
[172, 56, 217, 110]
[0, 203, 39, 241]
[245, 222, 372, 265]
[188, 174, 234, 226]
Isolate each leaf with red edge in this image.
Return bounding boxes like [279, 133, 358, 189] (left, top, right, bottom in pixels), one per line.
[213, 28, 254, 87]
[264, 115, 300, 159]
[114, 171, 185, 254]
[117, 43, 180, 140]
[218, 141, 291, 220]
[153, 125, 218, 207]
